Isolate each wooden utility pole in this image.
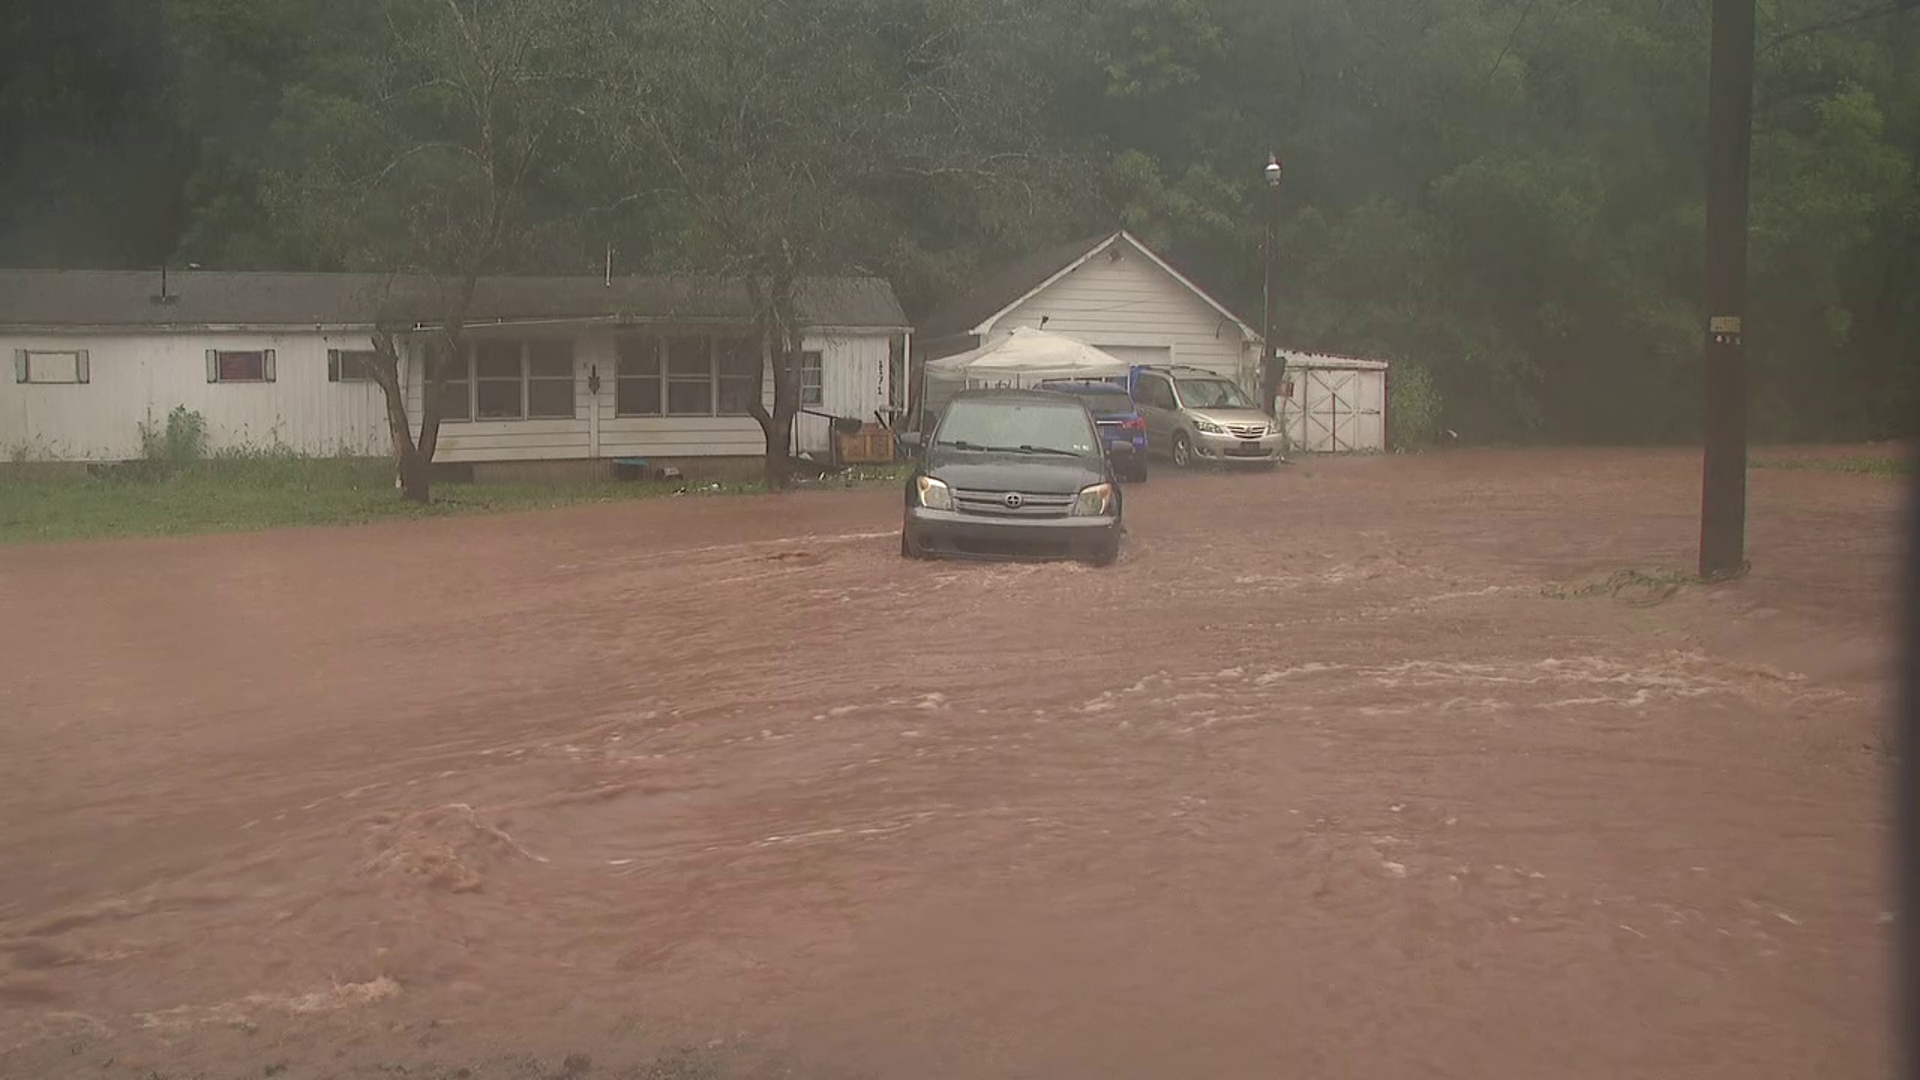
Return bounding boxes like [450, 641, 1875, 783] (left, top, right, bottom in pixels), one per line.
[1905, 456, 1920, 1080]
[1698, 0, 1756, 579]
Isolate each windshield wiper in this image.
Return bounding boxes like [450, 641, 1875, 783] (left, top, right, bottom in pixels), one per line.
[937, 441, 1081, 456]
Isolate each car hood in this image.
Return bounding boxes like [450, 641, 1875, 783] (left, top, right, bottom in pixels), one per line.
[924, 452, 1106, 494]
[1189, 407, 1274, 428]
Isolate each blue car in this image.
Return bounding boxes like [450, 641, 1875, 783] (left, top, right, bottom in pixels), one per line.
[1036, 379, 1148, 482]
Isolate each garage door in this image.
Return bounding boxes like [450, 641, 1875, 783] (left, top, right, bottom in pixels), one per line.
[1092, 344, 1171, 370]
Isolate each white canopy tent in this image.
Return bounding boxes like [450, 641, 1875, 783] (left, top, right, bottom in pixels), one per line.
[925, 326, 1131, 386]
[917, 327, 1132, 428]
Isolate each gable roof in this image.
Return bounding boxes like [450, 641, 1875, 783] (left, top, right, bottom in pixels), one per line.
[0, 270, 909, 331]
[918, 231, 1259, 343]
[918, 233, 1114, 341]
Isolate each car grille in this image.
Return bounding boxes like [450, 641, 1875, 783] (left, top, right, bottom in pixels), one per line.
[1228, 423, 1268, 439]
[953, 488, 1075, 519]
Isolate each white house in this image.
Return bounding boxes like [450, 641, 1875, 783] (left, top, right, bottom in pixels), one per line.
[1, 269, 909, 473]
[916, 231, 1263, 387]
[915, 231, 1388, 452]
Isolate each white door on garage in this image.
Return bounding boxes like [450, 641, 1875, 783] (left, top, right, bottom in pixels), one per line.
[1091, 344, 1171, 371]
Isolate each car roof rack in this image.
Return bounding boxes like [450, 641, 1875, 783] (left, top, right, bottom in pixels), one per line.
[1134, 364, 1224, 376]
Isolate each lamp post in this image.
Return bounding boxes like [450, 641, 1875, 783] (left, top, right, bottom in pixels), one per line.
[1262, 154, 1285, 425]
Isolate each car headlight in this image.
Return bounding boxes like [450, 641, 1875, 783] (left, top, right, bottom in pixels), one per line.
[1070, 482, 1115, 517]
[915, 475, 953, 510]
[1193, 419, 1224, 435]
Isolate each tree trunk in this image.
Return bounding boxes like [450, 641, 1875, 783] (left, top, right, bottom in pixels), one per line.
[397, 445, 432, 503]
[748, 275, 804, 490]
[758, 343, 800, 489]
[369, 331, 432, 503]
[416, 330, 454, 472]
[763, 415, 795, 488]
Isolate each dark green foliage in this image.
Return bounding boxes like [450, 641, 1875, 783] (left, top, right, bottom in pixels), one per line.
[1387, 361, 1446, 450]
[2, 0, 1914, 443]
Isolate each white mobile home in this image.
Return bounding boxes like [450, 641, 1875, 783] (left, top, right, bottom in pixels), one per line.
[0, 270, 909, 472]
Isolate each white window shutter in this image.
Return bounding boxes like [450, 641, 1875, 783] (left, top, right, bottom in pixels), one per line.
[13, 350, 25, 383]
[327, 349, 340, 382]
[263, 349, 277, 382]
[206, 349, 219, 382]
[75, 350, 90, 384]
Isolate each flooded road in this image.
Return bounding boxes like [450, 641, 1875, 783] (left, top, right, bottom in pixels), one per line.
[0, 449, 1901, 1079]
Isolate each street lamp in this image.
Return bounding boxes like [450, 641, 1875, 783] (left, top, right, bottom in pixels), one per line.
[1262, 154, 1286, 428]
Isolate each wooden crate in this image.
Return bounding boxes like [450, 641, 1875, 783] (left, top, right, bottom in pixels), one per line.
[835, 424, 895, 464]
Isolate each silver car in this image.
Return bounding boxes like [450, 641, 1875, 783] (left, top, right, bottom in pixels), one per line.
[1132, 366, 1283, 467]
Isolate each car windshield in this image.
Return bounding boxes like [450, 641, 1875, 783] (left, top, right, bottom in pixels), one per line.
[1176, 378, 1255, 409]
[1045, 384, 1135, 414]
[935, 399, 1099, 456]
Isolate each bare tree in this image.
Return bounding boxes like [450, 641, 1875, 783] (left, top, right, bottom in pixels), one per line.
[269, 0, 592, 501]
[593, 0, 1052, 487]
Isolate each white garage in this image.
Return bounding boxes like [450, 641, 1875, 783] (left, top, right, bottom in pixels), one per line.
[915, 231, 1262, 393]
[1275, 352, 1389, 453]
[916, 231, 1391, 454]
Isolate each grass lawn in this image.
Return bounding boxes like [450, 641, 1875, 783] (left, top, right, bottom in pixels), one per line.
[0, 457, 909, 544]
[1749, 453, 1913, 477]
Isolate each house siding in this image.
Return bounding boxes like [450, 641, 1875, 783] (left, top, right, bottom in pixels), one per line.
[3, 325, 896, 465]
[981, 240, 1258, 387]
[1, 330, 390, 461]
[794, 333, 889, 454]
[404, 327, 893, 463]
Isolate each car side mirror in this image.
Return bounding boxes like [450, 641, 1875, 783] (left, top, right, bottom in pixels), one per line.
[895, 430, 923, 457]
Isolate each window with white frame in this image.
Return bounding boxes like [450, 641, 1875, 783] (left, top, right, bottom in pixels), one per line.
[437, 338, 575, 422]
[13, 349, 89, 384]
[665, 336, 712, 415]
[615, 335, 662, 416]
[475, 339, 523, 419]
[429, 341, 471, 422]
[716, 337, 758, 415]
[616, 333, 761, 418]
[800, 350, 824, 406]
[527, 340, 574, 418]
[206, 349, 275, 383]
[327, 349, 379, 382]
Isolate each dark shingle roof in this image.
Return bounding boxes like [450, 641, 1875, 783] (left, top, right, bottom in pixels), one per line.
[917, 233, 1115, 341]
[0, 270, 909, 330]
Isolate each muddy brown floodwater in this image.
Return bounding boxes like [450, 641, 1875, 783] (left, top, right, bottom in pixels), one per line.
[0, 448, 1904, 1079]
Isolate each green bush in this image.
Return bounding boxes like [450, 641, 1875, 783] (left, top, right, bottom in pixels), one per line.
[138, 406, 209, 465]
[1388, 361, 1444, 450]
